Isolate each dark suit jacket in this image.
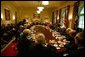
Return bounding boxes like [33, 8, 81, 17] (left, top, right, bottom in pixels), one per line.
[29, 44, 58, 56]
[69, 47, 85, 56]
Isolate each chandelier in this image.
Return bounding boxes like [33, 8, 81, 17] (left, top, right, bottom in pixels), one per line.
[42, 1, 49, 5]
[36, 1, 49, 14]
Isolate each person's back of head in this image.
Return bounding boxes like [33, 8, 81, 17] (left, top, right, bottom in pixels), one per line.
[23, 29, 31, 36]
[23, 19, 26, 22]
[35, 33, 46, 45]
[19, 25, 24, 30]
[66, 28, 72, 34]
[69, 30, 77, 38]
[74, 32, 84, 46]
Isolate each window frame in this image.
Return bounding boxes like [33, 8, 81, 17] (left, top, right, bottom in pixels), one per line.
[78, 2, 84, 30]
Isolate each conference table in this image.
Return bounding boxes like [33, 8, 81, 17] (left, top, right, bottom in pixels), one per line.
[30, 25, 70, 56]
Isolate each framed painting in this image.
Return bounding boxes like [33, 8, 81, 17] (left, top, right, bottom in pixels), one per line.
[4, 9, 10, 20]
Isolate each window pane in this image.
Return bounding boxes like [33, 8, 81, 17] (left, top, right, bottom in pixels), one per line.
[80, 7, 84, 14]
[78, 16, 84, 29]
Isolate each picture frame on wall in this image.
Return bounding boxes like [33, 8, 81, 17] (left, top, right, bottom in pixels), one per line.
[5, 9, 10, 20]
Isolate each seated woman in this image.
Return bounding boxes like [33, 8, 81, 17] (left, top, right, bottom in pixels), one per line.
[29, 33, 57, 56]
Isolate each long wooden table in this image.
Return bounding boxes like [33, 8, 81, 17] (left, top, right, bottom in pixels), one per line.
[30, 25, 69, 55]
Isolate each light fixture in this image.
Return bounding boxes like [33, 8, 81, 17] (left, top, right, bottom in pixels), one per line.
[69, 14, 72, 20]
[13, 15, 15, 20]
[45, 19, 49, 23]
[42, 1, 49, 5]
[1, 13, 3, 20]
[36, 1, 44, 14]
[37, 10, 41, 14]
[37, 7, 44, 11]
[57, 16, 59, 20]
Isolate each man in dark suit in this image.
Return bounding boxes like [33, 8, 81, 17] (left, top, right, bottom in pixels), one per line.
[18, 29, 32, 56]
[69, 32, 84, 56]
[29, 33, 58, 56]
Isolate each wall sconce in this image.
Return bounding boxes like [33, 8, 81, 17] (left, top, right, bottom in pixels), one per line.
[13, 15, 15, 20]
[69, 14, 72, 20]
[57, 16, 59, 20]
[1, 13, 3, 20]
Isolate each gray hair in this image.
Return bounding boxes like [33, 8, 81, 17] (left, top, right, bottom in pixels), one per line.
[35, 33, 46, 45]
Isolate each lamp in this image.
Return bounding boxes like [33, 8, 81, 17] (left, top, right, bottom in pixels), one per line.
[37, 10, 40, 14]
[37, 7, 44, 12]
[42, 1, 49, 5]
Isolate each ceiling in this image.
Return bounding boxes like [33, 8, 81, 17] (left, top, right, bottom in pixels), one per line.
[2, 1, 77, 9]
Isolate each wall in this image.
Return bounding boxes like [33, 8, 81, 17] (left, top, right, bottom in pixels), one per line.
[17, 7, 54, 23]
[16, 7, 36, 22]
[1, 1, 56, 25]
[1, 1, 17, 26]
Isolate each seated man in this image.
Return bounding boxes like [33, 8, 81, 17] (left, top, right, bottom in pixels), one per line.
[29, 33, 57, 56]
[18, 29, 33, 56]
[69, 32, 84, 56]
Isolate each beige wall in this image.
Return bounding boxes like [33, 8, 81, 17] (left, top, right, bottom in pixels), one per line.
[1, 1, 53, 25]
[1, 1, 17, 26]
[17, 7, 54, 23]
[17, 7, 36, 22]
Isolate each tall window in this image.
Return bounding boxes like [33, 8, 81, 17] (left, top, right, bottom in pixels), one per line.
[60, 8, 65, 26]
[60, 6, 69, 28]
[78, 3, 84, 30]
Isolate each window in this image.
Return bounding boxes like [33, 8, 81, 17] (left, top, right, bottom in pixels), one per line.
[78, 5, 84, 30]
[78, 16, 84, 29]
[60, 8, 65, 26]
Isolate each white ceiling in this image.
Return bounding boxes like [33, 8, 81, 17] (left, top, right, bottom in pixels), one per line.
[2, 1, 77, 9]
